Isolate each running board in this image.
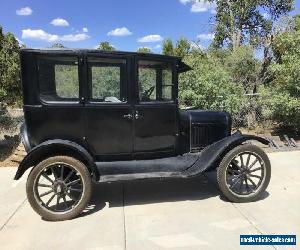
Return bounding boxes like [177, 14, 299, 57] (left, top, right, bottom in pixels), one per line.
[95, 154, 198, 176]
[98, 172, 184, 183]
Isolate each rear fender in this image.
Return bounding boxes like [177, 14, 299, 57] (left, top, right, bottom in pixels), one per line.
[183, 131, 269, 177]
[14, 139, 99, 181]
[20, 123, 32, 153]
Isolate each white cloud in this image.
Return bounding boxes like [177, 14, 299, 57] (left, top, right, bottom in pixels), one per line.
[210, 9, 217, 14]
[179, 0, 216, 13]
[22, 29, 89, 42]
[16, 7, 33, 16]
[197, 33, 215, 40]
[50, 18, 69, 27]
[138, 34, 163, 43]
[179, 0, 191, 4]
[154, 44, 162, 49]
[107, 27, 132, 36]
[61, 33, 90, 42]
[82, 27, 88, 33]
[22, 29, 59, 42]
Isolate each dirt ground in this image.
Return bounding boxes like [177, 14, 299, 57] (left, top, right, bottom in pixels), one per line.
[0, 140, 24, 168]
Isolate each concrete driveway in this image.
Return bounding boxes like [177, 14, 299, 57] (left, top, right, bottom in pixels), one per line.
[0, 151, 299, 250]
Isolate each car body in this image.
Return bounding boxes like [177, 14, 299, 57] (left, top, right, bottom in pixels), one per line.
[16, 49, 271, 221]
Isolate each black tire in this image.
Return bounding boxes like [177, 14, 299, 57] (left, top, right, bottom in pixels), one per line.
[217, 144, 271, 203]
[26, 156, 92, 221]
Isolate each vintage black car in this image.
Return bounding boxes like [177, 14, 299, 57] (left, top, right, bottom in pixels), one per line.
[15, 49, 271, 221]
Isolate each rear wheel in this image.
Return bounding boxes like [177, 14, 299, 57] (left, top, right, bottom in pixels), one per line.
[26, 156, 92, 221]
[217, 144, 271, 202]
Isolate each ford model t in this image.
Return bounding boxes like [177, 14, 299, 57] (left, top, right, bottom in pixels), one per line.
[15, 49, 271, 221]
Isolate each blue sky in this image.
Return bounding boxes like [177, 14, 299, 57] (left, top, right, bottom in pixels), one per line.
[1, 0, 299, 52]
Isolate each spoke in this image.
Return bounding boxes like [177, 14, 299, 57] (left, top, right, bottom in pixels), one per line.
[248, 173, 262, 179]
[39, 189, 54, 198]
[249, 167, 263, 173]
[66, 179, 81, 187]
[247, 176, 257, 189]
[45, 193, 56, 206]
[240, 155, 244, 167]
[245, 154, 251, 168]
[55, 195, 60, 211]
[41, 173, 54, 184]
[62, 196, 69, 210]
[66, 192, 78, 202]
[64, 170, 74, 183]
[38, 183, 52, 188]
[231, 160, 242, 171]
[228, 168, 240, 175]
[69, 187, 82, 192]
[230, 175, 242, 189]
[52, 167, 59, 180]
[248, 158, 259, 170]
[238, 178, 244, 193]
[60, 165, 65, 180]
[245, 178, 250, 193]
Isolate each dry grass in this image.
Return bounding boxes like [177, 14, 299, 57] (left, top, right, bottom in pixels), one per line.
[0, 109, 23, 166]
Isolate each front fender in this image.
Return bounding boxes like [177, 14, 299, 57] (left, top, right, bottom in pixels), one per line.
[183, 131, 269, 177]
[14, 139, 99, 181]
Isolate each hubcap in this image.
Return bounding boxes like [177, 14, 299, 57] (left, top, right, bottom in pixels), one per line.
[34, 163, 84, 213]
[225, 152, 265, 196]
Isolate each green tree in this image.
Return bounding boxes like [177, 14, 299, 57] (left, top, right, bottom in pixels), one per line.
[50, 43, 66, 48]
[174, 37, 191, 57]
[212, 0, 294, 50]
[224, 46, 260, 93]
[137, 47, 152, 53]
[0, 26, 22, 106]
[97, 41, 115, 51]
[162, 39, 174, 56]
[162, 38, 192, 57]
[264, 15, 300, 131]
[179, 52, 246, 117]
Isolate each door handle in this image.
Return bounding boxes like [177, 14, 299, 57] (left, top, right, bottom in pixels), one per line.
[135, 111, 143, 120]
[80, 97, 85, 104]
[123, 114, 133, 120]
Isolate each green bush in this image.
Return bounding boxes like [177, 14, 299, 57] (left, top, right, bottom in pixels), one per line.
[0, 27, 22, 106]
[179, 51, 247, 120]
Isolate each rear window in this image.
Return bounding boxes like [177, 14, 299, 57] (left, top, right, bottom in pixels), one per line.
[37, 56, 79, 102]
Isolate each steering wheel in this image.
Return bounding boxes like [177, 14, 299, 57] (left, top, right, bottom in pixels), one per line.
[142, 86, 155, 100]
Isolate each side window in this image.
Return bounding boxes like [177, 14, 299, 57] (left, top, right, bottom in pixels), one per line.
[37, 56, 79, 102]
[138, 60, 174, 102]
[88, 58, 127, 103]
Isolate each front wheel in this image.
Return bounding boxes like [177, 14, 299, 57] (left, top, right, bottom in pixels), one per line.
[26, 156, 92, 221]
[217, 144, 271, 203]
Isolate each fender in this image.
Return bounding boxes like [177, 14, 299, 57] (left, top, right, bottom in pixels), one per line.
[182, 131, 270, 177]
[20, 123, 32, 153]
[14, 139, 99, 181]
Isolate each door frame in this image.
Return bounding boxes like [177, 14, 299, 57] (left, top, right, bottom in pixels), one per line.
[82, 52, 135, 160]
[132, 55, 179, 159]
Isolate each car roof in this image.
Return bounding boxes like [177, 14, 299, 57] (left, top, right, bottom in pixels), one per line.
[20, 48, 182, 60]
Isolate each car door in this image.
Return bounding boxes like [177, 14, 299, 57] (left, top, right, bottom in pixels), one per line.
[31, 53, 85, 146]
[84, 54, 134, 160]
[133, 57, 178, 159]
